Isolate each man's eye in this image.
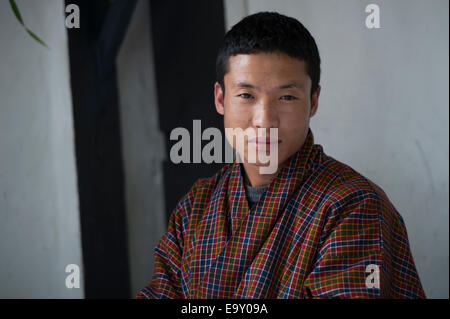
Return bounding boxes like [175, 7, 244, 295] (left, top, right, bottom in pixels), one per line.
[238, 93, 253, 99]
[280, 95, 297, 101]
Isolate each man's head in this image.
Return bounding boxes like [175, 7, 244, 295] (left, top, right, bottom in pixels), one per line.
[216, 12, 321, 99]
[214, 12, 321, 171]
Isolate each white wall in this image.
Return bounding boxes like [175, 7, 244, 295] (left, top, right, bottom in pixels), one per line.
[224, 0, 449, 298]
[117, 0, 167, 298]
[0, 0, 83, 298]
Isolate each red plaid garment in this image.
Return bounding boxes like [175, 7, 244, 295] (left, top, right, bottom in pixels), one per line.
[136, 129, 426, 298]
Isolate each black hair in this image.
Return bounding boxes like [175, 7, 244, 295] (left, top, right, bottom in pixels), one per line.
[216, 12, 321, 98]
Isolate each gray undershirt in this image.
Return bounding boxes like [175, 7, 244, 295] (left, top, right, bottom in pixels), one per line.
[244, 184, 268, 209]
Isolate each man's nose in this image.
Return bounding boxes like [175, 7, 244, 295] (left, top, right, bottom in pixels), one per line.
[252, 98, 279, 129]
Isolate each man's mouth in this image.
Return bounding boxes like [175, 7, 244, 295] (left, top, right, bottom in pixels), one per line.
[248, 137, 281, 149]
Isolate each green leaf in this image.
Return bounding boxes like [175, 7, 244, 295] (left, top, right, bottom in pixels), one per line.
[9, 0, 24, 26]
[26, 28, 48, 48]
[9, 0, 48, 48]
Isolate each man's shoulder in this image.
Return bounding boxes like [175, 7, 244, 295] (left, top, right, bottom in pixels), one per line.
[181, 163, 234, 204]
[191, 163, 233, 191]
[313, 151, 396, 211]
[170, 164, 234, 227]
[312, 151, 409, 242]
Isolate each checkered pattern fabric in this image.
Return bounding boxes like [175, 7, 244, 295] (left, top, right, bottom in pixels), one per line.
[136, 129, 426, 298]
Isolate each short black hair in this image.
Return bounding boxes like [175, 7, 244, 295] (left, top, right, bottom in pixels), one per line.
[216, 12, 321, 98]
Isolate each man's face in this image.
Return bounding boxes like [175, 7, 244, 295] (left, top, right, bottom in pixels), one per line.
[214, 52, 320, 170]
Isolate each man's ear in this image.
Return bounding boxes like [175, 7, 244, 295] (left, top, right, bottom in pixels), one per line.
[214, 82, 225, 115]
[310, 85, 321, 118]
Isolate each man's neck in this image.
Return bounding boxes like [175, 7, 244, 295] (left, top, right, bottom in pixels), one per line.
[242, 161, 283, 187]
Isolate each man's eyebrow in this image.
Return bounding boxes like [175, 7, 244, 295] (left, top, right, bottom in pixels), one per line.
[233, 82, 304, 90]
[277, 83, 304, 90]
[234, 82, 259, 89]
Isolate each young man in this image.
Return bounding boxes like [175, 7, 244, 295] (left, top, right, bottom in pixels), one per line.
[137, 12, 425, 298]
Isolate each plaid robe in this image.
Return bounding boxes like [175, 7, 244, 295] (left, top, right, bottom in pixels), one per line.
[136, 129, 426, 298]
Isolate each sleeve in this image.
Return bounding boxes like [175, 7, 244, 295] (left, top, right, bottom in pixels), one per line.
[135, 188, 194, 299]
[302, 191, 426, 299]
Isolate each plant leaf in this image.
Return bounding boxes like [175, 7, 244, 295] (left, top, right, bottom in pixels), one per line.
[26, 28, 48, 48]
[9, 0, 48, 48]
[9, 0, 24, 26]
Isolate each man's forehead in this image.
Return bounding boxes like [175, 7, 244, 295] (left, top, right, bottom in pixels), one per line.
[227, 53, 307, 69]
[225, 53, 310, 86]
